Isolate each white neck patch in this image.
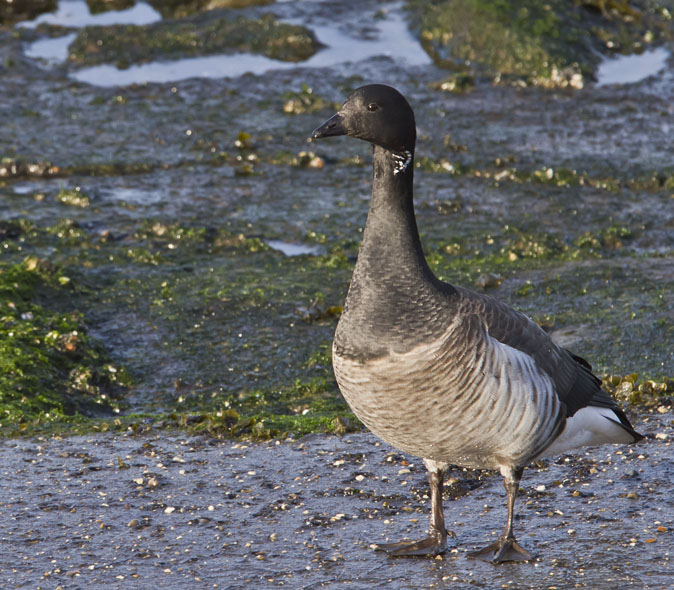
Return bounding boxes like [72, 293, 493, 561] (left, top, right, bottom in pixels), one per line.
[391, 150, 412, 175]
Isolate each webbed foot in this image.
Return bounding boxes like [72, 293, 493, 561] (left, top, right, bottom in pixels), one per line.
[374, 463, 452, 557]
[468, 537, 533, 563]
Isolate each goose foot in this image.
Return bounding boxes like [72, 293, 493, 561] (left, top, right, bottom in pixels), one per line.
[375, 464, 453, 557]
[468, 466, 534, 563]
[468, 536, 533, 563]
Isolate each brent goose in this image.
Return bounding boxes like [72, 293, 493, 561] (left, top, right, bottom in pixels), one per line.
[311, 84, 643, 562]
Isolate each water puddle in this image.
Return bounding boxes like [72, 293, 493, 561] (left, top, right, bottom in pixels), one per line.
[72, 3, 430, 86]
[265, 239, 322, 256]
[106, 186, 166, 206]
[24, 32, 77, 64]
[22, 0, 162, 65]
[595, 47, 670, 86]
[18, 0, 161, 29]
[21, 0, 431, 87]
[5, 183, 39, 195]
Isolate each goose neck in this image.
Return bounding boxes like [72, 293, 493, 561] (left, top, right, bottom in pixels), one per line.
[359, 145, 427, 273]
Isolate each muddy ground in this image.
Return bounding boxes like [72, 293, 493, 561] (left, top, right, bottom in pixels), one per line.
[1, 0, 673, 588]
[1, 410, 672, 589]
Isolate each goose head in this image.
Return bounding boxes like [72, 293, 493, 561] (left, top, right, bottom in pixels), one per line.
[312, 84, 416, 154]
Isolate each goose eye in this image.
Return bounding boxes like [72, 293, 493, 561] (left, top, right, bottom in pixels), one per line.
[367, 103, 379, 112]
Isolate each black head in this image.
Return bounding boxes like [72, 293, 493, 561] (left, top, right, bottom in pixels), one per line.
[312, 84, 416, 153]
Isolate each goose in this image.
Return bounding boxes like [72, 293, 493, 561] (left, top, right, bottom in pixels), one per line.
[311, 84, 643, 562]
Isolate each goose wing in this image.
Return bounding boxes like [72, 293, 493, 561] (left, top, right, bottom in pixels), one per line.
[451, 286, 620, 420]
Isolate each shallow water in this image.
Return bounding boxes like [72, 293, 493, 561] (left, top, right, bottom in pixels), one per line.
[595, 47, 671, 86]
[18, 0, 161, 28]
[24, 0, 431, 86]
[72, 5, 430, 86]
[265, 239, 323, 256]
[24, 31, 76, 62]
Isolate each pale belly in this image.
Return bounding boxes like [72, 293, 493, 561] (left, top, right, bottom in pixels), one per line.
[332, 330, 563, 470]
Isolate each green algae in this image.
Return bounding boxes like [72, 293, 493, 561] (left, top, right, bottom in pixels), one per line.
[412, 154, 669, 195]
[1, 159, 669, 440]
[56, 187, 91, 208]
[175, 375, 356, 440]
[2, 3, 673, 444]
[604, 373, 674, 407]
[147, 0, 274, 19]
[0, 0, 55, 26]
[0, 157, 161, 180]
[0, 157, 61, 179]
[282, 85, 339, 115]
[0, 257, 129, 432]
[68, 14, 322, 68]
[430, 72, 476, 94]
[412, 0, 580, 84]
[86, 0, 133, 15]
[160, 340, 358, 440]
[18, 212, 353, 433]
[1, 200, 670, 441]
[408, 0, 674, 86]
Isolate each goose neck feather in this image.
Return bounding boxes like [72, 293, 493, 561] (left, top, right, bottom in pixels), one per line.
[333, 145, 457, 360]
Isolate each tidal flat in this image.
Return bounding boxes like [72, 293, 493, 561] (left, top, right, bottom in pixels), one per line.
[0, 0, 673, 587]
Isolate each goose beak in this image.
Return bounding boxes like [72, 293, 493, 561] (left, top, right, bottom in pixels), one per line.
[312, 112, 345, 139]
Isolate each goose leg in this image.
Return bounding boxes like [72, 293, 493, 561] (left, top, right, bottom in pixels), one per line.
[375, 467, 451, 556]
[468, 466, 533, 563]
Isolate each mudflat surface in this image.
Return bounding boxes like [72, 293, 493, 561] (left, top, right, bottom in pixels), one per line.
[1, 410, 672, 589]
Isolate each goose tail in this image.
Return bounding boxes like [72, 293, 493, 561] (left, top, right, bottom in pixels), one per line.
[539, 404, 642, 459]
